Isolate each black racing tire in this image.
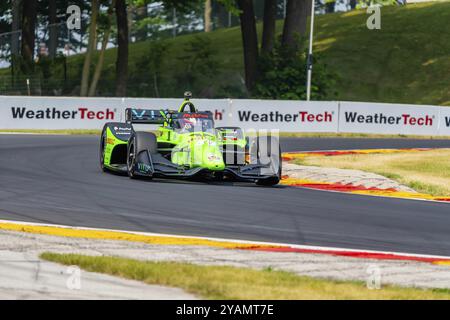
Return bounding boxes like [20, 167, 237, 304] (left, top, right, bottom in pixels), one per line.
[99, 125, 108, 172]
[254, 136, 282, 186]
[127, 131, 157, 179]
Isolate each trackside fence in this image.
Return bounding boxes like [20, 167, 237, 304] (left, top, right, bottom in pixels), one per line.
[0, 95, 449, 135]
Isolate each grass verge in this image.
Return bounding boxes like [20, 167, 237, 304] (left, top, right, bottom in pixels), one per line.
[295, 149, 450, 196]
[41, 252, 450, 300]
[278, 132, 450, 139]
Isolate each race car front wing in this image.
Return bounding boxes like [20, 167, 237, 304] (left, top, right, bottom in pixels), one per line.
[133, 150, 277, 181]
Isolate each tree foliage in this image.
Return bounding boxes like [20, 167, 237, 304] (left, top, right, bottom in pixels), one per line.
[254, 41, 337, 100]
[175, 35, 219, 95]
[135, 40, 168, 97]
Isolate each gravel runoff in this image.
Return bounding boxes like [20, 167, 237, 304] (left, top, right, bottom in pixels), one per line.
[1, 229, 450, 300]
[0, 230, 197, 300]
[283, 162, 417, 192]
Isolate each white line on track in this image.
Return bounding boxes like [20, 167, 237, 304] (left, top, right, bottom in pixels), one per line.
[1, 218, 450, 261]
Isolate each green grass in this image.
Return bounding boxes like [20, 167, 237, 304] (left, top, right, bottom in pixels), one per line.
[41, 252, 450, 300]
[314, 2, 450, 105]
[278, 132, 450, 139]
[5, 1, 450, 104]
[296, 148, 450, 196]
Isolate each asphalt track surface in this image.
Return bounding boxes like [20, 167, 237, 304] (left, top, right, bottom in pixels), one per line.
[1, 135, 450, 256]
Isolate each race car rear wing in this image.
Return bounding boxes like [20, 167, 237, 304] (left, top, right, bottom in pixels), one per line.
[125, 108, 166, 124]
[126, 108, 214, 124]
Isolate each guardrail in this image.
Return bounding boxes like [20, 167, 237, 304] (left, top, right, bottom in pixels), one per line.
[0, 95, 449, 135]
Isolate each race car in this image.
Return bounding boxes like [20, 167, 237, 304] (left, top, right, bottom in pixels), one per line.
[99, 93, 281, 186]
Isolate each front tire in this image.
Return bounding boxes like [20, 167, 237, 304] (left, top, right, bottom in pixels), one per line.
[127, 136, 137, 179]
[99, 125, 108, 172]
[127, 132, 158, 179]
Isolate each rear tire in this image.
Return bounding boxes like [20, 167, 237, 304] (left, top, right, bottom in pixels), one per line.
[99, 125, 108, 172]
[127, 132, 157, 179]
[254, 136, 282, 186]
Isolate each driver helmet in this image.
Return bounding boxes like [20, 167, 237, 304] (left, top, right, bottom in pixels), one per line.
[178, 118, 196, 131]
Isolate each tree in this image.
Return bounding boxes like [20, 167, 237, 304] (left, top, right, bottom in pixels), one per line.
[21, 0, 37, 71]
[115, 0, 129, 96]
[48, 0, 57, 58]
[325, 0, 336, 13]
[236, 0, 258, 92]
[204, 0, 212, 32]
[261, 0, 277, 54]
[134, 4, 149, 41]
[254, 43, 337, 100]
[11, 0, 21, 58]
[303, 0, 312, 33]
[282, 0, 309, 49]
[214, 1, 230, 28]
[88, 0, 116, 96]
[80, 0, 99, 96]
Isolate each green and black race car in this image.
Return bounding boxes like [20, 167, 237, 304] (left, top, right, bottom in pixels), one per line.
[99, 93, 281, 185]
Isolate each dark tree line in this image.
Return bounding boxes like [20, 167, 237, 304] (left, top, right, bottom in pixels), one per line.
[1, 0, 348, 97]
[5, 0, 206, 96]
[6, 0, 129, 96]
[21, 0, 37, 68]
[115, 0, 128, 97]
[237, 0, 312, 93]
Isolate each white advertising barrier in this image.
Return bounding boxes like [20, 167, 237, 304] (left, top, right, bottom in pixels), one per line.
[0, 95, 449, 135]
[0, 96, 124, 130]
[0, 96, 230, 130]
[338, 101, 440, 135]
[439, 107, 450, 136]
[230, 99, 339, 132]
